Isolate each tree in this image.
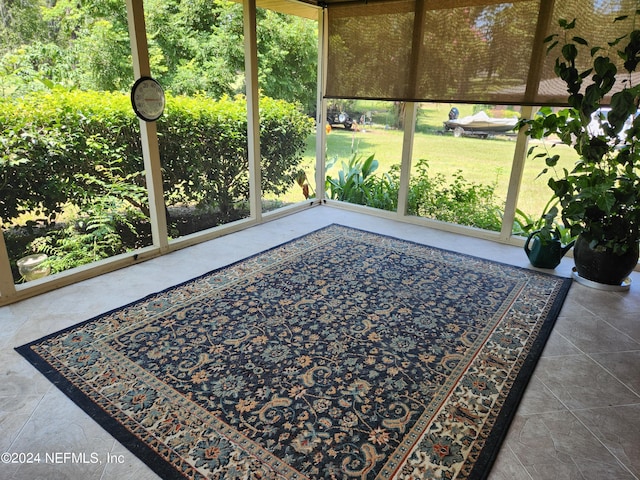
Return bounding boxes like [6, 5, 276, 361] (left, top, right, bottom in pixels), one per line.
[0, 0, 319, 113]
[255, 8, 317, 113]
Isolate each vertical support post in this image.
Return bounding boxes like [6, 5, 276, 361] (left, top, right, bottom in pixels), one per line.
[397, 0, 424, 217]
[407, 0, 426, 98]
[500, 105, 534, 240]
[126, 0, 169, 251]
[244, 0, 262, 220]
[500, 0, 554, 240]
[524, 0, 556, 103]
[315, 8, 328, 203]
[398, 103, 417, 216]
[0, 224, 17, 299]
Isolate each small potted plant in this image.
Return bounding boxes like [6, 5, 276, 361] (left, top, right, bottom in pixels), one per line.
[518, 16, 640, 286]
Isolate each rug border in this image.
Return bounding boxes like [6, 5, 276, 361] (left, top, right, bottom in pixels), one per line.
[14, 223, 573, 480]
[352, 224, 573, 479]
[15, 224, 340, 479]
[15, 337, 185, 479]
[467, 274, 571, 480]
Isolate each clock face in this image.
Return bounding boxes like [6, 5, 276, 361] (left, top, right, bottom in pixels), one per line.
[131, 77, 165, 122]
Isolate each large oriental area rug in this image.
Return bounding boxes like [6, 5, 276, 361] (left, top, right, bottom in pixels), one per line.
[17, 225, 571, 479]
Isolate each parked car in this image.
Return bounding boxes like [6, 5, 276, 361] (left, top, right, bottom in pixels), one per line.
[327, 107, 354, 130]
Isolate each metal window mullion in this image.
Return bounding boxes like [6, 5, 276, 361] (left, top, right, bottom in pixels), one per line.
[500, 105, 535, 241]
[501, 0, 554, 240]
[398, 103, 417, 217]
[0, 226, 17, 299]
[524, 0, 556, 104]
[316, 8, 328, 203]
[126, 0, 169, 251]
[397, 0, 424, 217]
[244, 0, 262, 221]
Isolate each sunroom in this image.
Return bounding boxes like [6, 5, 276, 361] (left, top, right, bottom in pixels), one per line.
[1, 0, 637, 304]
[0, 0, 639, 479]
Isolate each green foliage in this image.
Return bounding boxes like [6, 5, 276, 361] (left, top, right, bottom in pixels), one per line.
[407, 159, 503, 231]
[260, 97, 316, 195]
[0, 0, 46, 52]
[1, 89, 313, 276]
[1, 0, 318, 112]
[325, 155, 503, 231]
[29, 179, 148, 275]
[1, 0, 133, 94]
[254, 9, 318, 113]
[365, 166, 400, 211]
[0, 89, 143, 224]
[325, 153, 381, 205]
[143, 0, 239, 99]
[159, 94, 314, 222]
[0, 89, 313, 227]
[157, 94, 248, 220]
[518, 15, 640, 255]
[513, 198, 576, 246]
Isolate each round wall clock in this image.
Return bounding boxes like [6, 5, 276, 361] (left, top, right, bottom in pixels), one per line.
[131, 76, 165, 122]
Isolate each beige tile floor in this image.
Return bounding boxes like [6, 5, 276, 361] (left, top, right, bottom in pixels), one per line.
[1, 206, 639, 480]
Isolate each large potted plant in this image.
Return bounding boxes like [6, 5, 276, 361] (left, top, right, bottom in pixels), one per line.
[518, 16, 640, 286]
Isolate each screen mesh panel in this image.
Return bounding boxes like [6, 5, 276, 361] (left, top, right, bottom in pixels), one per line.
[327, 1, 415, 99]
[326, 0, 637, 105]
[535, 0, 637, 104]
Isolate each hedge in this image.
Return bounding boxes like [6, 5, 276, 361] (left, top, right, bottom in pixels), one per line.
[0, 89, 315, 226]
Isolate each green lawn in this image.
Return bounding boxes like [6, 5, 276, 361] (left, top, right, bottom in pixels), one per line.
[283, 123, 576, 221]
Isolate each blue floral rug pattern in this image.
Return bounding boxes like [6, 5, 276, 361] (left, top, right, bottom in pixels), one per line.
[17, 225, 571, 479]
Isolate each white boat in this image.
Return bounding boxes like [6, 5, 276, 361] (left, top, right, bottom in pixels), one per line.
[444, 111, 518, 137]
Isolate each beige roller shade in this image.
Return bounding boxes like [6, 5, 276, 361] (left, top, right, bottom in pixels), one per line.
[326, 0, 637, 105]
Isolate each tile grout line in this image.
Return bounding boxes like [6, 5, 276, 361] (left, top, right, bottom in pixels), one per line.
[2, 209, 638, 479]
[537, 375, 639, 479]
[550, 331, 640, 400]
[586, 351, 640, 400]
[537, 331, 640, 478]
[4, 382, 53, 476]
[506, 444, 535, 480]
[569, 408, 640, 480]
[595, 315, 640, 349]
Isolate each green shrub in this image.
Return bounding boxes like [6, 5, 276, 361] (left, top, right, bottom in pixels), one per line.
[157, 94, 249, 221]
[325, 153, 382, 205]
[160, 94, 314, 221]
[30, 197, 147, 274]
[365, 165, 399, 211]
[0, 89, 145, 224]
[0, 89, 314, 225]
[1, 88, 313, 277]
[325, 155, 502, 231]
[407, 159, 503, 231]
